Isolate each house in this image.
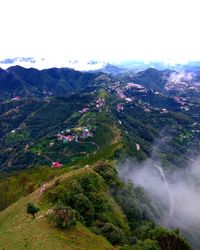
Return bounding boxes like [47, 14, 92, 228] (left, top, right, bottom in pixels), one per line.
[135, 143, 140, 151]
[11, 96, 21, 101]
[51, 162, 63, 168]
[116, 104, 124, 112]
[79, 107, 89, 113]
[81, 128, 92, 138]
[49, 142, 54, 147]
[65, 135, 73, 142]
[96, 98, 105, 108]
[125, 97, 132, 102]
[57, 133, 64, 141]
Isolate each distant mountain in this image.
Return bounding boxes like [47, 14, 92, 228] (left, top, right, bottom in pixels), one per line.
[0, 66, 103, 98]
[0, 57, 106, 71]
[1, 63, 200, 249]
[122, 68, 168, 91]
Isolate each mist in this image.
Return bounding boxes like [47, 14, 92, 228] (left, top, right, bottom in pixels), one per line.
[118, 156, 200, 247]
[169, 71, 196, 83]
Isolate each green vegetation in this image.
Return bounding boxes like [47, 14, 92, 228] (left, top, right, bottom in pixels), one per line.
[1, 85, 199, 171]
[1, 69, 199, 249]
[100, 222, 127, 245]
[0, 166, 70, 212]
[0, 162, 192, 249]
[132, 239, 160, 250]
[26, 202, 40, 218]
[47, 204, 77, 228]
[148, 227, 191, 250]
[0, 166, 115, 250]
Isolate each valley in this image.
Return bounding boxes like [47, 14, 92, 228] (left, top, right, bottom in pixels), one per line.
[1, 65, 200, 249]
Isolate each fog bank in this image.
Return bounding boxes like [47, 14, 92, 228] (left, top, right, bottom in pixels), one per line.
[118, 157, 200, 248]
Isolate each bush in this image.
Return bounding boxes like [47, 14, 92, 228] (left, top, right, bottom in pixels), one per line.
[88, 192, 109, 214]
[114, 182, 142, 225]
[26, 203, 40, 218]
[26, 183, 35, 194]
[148, 227, 191, 250]
[119, 246, 135, 250]
[73, 193, 94, 226]
[78, 174, 101, 194]
[132, 239, 160, 250]
[100, 223, 127, 245]
[47, 204, 77, 228]
[93, 162, 120, 187]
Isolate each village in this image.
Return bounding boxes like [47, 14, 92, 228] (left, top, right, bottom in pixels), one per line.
[47, 126, 94, 168]
[57, 126, 93, 144]
[109, 80, 200, 114]
[48, 97, 107, 168]
[109, 81, 172, 114]
[4, 80, 200, 171]
[165, 77, 200, 93]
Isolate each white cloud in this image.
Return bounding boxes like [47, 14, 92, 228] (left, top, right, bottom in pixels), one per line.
[1, 0, 200, 63]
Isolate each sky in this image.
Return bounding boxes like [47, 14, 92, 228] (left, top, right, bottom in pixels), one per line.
[1, 0, 200, 63]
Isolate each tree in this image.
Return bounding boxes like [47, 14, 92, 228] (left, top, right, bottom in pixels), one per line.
[26, 203, 40, 218]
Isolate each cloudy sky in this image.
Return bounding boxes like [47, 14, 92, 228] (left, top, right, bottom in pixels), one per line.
[1, 0, 200, 63]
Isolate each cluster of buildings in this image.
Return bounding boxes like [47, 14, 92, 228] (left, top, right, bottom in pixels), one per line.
[165, 79, 200, 93]
[56, 127, 93, 144]
[173, 96, 192, 111]
[125, 83, 147, 93]
[95, 98, 105, 109]
[78, 98, 106, 114]
[110, 82, 149, 112]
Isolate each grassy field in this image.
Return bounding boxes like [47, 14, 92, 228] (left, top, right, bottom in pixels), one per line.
[0, 167, 119, 250]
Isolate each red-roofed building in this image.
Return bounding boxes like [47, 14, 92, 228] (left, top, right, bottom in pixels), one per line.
[51, 162, 63, 168]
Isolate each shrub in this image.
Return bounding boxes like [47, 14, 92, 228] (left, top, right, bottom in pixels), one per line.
[148, 227, 191, 250]
[78, 174, 101, 194]
[47, 204, 77, 228]
[119, 245, 135, 250]
[114, 182, 142, 225]
[26, 183, 35, 194]
[73, 193, 94, 225]
[93, 162, 118, 184]
[88, 192, 109, 214]
[100, 223, 127, 245]
[132, 239, 160, 250]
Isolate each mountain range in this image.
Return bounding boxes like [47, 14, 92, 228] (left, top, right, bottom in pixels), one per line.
[1, 63, 200, 249]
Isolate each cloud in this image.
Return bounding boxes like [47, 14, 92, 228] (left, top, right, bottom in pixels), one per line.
[169, 71, 196, 83]
[117, 155, 200, 247]
[1, 0, 200, 62]
[0, 57, 106, 71]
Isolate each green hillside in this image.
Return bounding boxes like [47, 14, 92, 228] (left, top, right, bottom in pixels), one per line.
[0, 167, 115, 250]
[1, 86, 200, 172]
[1, 67, 200, 249]
[0, 163, 191, 250]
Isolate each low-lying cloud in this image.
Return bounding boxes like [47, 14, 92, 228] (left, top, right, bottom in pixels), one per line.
[169, 71, 196, 83]
[118, 156, 200, 247]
